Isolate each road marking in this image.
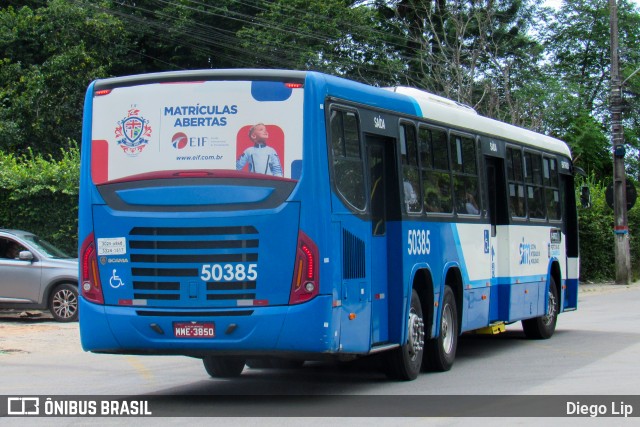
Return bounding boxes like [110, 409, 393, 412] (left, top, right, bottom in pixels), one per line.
[125, 356, 155, 381]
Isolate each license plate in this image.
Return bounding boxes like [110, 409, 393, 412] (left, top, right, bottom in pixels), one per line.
[173, 322, 215, 338]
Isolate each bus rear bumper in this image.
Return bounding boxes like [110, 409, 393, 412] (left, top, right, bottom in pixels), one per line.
[79, 295, 336, 356]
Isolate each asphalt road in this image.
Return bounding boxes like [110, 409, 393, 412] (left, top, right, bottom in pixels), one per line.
[1, 282, 639, 425]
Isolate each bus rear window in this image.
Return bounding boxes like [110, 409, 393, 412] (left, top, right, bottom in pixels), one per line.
[90, 80, 304, 184]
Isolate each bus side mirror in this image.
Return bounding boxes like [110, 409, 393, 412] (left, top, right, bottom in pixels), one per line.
[580, 185, 591, 208]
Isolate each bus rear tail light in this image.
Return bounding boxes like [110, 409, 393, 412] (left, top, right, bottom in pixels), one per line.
[289, 231, 319, 304]
[80, 233, 104, 304]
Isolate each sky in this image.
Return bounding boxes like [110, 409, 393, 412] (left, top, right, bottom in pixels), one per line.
[544, 0, 640, 8]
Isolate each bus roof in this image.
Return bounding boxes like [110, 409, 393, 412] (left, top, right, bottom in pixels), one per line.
[386, 86, 571, 158]
[92, 69, 307, 90]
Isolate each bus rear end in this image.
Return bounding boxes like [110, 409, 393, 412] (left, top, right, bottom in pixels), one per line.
[78, 71, 330, 376]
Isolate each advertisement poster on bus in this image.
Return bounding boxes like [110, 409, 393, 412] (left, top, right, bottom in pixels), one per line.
[90, 80, 303, 184]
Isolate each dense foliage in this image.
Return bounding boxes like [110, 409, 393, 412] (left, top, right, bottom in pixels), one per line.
[0, 146, 79, 254]
[1, 0, 640, 279]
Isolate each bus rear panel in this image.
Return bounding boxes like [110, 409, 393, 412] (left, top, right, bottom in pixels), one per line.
[79, 72, 334, 356]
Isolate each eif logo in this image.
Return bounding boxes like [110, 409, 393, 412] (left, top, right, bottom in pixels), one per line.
[172, 132, 188, 149]
[7, 397, 40, 415]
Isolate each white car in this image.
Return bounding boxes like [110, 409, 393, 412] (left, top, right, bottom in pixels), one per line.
[0, 229, 78, 322]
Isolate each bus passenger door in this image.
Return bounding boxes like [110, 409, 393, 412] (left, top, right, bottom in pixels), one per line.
[366, 136, 400, 346]
[561, 172, 579, 309]
[485, 155, 509, 320]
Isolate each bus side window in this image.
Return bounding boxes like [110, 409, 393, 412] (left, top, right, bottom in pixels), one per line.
[400, 123, 422, 213]
[330, 109, 366, 211]
[544, 157, 562, 220]
[525, 151, 545, 219]
[420, 126, 452, 213]
[507, 146, 526, 218]
[451, 134, 480, 215]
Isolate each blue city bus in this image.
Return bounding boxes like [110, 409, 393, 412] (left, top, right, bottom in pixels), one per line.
[79, 70, 579, 380]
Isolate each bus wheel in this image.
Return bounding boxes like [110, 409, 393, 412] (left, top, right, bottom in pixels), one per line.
[424, 285, 458, 372]
[202, 356, 246, 378]
[522, 277, 559, 339]
[386, 289, 424, 381]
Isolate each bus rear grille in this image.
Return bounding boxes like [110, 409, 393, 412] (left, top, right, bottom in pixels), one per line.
[127, 226, 259, 305]
[342, 229, 365, 279]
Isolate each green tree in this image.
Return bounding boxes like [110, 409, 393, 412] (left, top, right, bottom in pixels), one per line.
[544, 0, 640, 181]
[102, 0, 269, 71]
[576, 176, 615, 281]
[0, 0, 133, 157]
[0, 146, 80, 254]
[558, 109, 612, 179]
[237, 0, 404, 85]
[375, 0, 546, 122]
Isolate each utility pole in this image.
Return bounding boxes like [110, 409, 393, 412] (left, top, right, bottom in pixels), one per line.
[610, 0, 631, 284]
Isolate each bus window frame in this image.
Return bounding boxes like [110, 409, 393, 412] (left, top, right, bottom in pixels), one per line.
[418, 124, 454, 217]
[544, 155, 563, 223]
[326, 103, 367, 214]
[506, 144, 528, 222]
[523, 149, 547, 222]
[449, 130, 482, 218]
[399, 119, 423, 216]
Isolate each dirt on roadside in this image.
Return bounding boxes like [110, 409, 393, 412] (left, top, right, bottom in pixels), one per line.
[0, 313, 79, 356]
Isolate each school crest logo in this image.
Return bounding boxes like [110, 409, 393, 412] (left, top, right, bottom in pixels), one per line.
[115, 108, 152, 156]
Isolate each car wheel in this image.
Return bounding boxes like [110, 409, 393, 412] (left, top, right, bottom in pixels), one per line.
[49, 283, 79, 322]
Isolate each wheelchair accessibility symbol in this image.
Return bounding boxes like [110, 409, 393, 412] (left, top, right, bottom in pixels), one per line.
[109, 269, 125, 288]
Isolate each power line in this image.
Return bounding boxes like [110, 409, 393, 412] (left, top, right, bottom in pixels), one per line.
[67, 0, 546, 91]
[87, 0, 415, 82]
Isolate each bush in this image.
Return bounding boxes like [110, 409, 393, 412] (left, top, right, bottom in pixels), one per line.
[578, 174, 640, 282]
[0, 145, 79, 255]
[577, 177, 614, 281]
[627, 187, 640, 280]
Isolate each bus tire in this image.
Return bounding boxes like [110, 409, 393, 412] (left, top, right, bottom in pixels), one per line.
[424, 285, 458, 372]
[202, 356, 246, 378]
[522, 277, 559, 339]
[385, 289, 424, 381]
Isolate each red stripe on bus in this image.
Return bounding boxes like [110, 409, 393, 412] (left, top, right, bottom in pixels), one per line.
[91, 140, 109, 185]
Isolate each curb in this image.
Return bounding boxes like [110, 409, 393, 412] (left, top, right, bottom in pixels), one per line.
[579, 281, 638, 293]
